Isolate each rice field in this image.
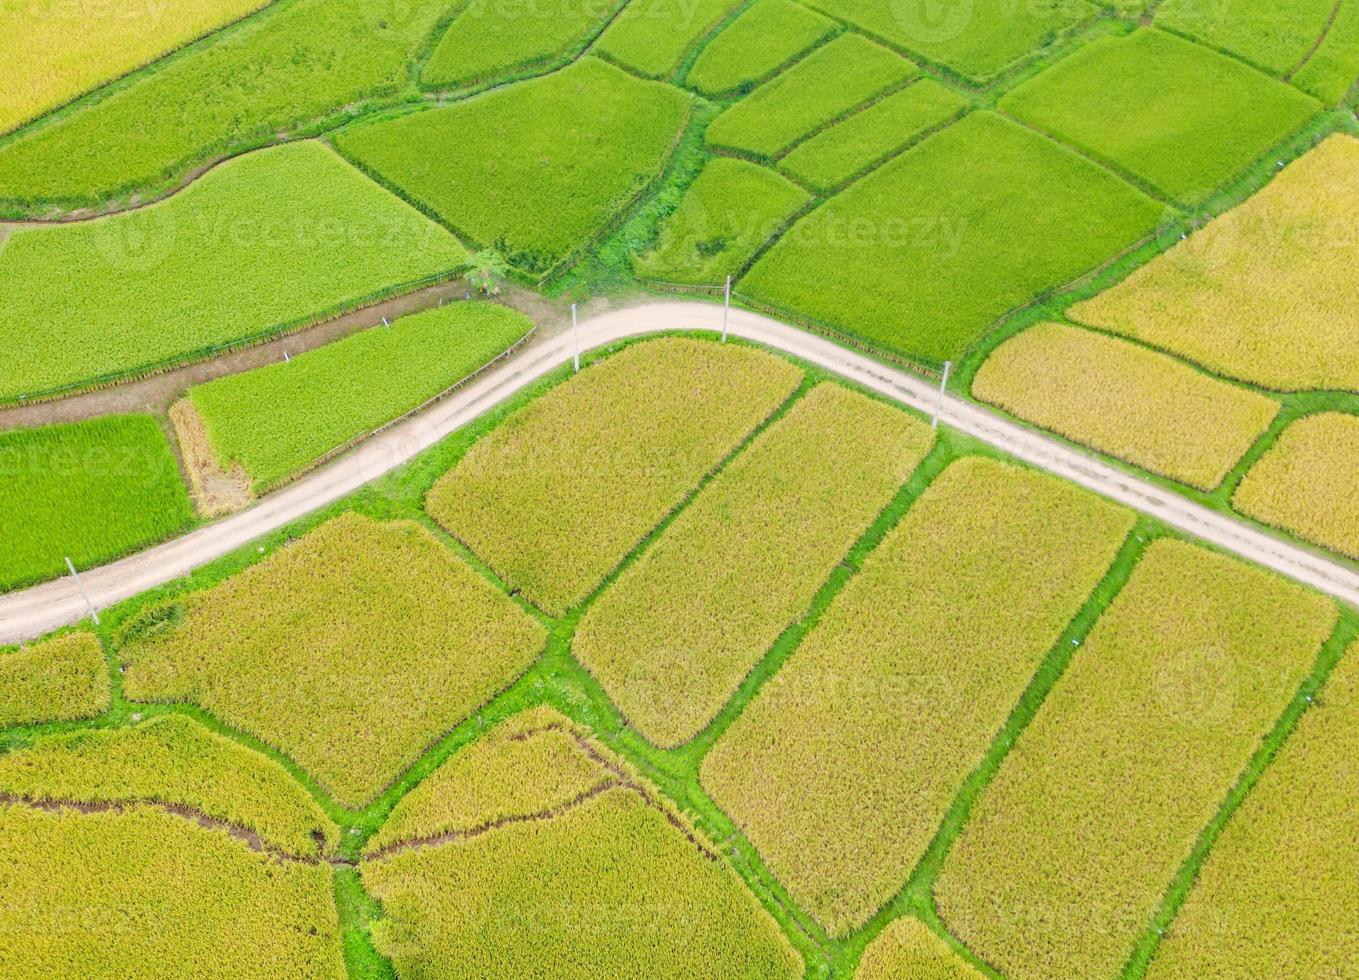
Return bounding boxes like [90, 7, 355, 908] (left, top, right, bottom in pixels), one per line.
[0, 415, 194, 592]
[119, 513, 546, 807]
[1155, 0, 1336, 76]
[594, 0, 742, 77]
[685, 0, 836, 97]
[973, 322, 1279, 490]
[0, 141, 466, 404]
[856, 918, 983, 979]
[1234, 412, 1359, 559]
[1289, 0, 1359, 102]
[426, 338, 802, 616]
[701, 457, 1135, 936]
[0, 633, 109, 726]
[1071, 134, 1359, 393]
[935, 539, 1337, 980]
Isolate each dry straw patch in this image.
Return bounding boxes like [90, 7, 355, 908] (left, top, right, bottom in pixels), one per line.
[1147, 642, 1359, 978]
[856, 917, 984, 979]
[170, 399, 252, 517]
[574, 383, 934, 747]
[0, 632, 108, 726]
[119, 513, 546, 807]
[974, 322, 1277, 490]
[935, 539, 1337, 980]
[0, 804, 343, 977]
[0, 714, 338, 857]
[1071, 134, 1359, 392]
[427, 338, 802, 616]
[701, 457, 1135, 937]
[1233, 412, 1359, 559]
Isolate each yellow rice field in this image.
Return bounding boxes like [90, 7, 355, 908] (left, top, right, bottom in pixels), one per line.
[0, 632, 108, 726]
[856, 917, 983, 979]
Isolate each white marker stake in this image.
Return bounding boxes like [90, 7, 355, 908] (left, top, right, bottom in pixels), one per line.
[65, 557, 99, 626]
[932, 360, 951, 429]
[571, 303, 580, 373]
[283, 350, 290, 363]
[721, 275, 732, 342]
[382, 316, 390, 328]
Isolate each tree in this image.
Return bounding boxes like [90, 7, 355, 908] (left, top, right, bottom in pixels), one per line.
[465, 250, 508, 297]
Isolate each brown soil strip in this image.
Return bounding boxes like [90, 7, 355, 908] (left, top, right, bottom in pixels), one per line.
[170, 399, 253, 517]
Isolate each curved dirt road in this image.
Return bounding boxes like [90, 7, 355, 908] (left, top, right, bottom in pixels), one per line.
[3, 301, 1357, 643]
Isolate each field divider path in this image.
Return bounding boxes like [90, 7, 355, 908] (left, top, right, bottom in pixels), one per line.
[4, 300, 1359, 643]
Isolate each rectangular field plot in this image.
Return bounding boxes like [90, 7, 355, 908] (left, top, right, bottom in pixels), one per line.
[425, 338, 803, 617]
[186, 302, 532, 493]
[574, 383, 935, 748]
[634, 158, 810, 284]
[935, 539, 1337, 980]
[595, 0, 742, 78]
[1234, 412, 1359, 560]
[120, 513, 546, 807]
[0, 141, 466, 404]
[779, 78, 969, 191]
[1146, 643, 1359, 979]
[335, 58, 689, 276]
[1291, 1, 1359, 102]
[741, 112, 1160, 364]
[0, 415, 193, 591]
[973, 322, 1278, 490]
[857, 918, 983, 980]
[806, 0, 1095, 83]
[701, 457, 1135, 936]
[1155, 0, 1335, 76]
[704, 33, 915, 159]
[0, 633, 109, 727]
[1070, 134, 1359, 392]
[999, 29, 1320, 204]
[685, 0, 836, 97]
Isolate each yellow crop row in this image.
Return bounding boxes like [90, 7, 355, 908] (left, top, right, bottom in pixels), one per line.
[935, 539, 1337, 979]
[0, 632, 108, 726]
[856, 917, 983, 979]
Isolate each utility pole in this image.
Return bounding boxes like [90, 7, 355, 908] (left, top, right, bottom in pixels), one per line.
[933, 361, 951, 429]
[721, 275, 732, 342]
[65, 557, 99, 626]
[571, 303, 580, 373]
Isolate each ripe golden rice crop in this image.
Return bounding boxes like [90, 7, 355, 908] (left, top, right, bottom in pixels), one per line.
[362, 788, 801, 977]
[1071, 134, 1359, 392]
[935, 539, 1336, 980]
[119, 513, 546, 807]
[0, 632, 108, 726]
[574, 382, 934, 748]
[855, 917, 983, 979]
[426, 337, 803, 617]
[1233, 412, 1359, 560]
[0, 804, 343, 977]
[701, 456, 1135, 937]
[0, 714, 338, 857]
[1146, 642, 1359, 978]
[974, 322, 1278, 490]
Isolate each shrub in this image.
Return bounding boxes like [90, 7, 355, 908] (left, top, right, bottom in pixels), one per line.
[999, 29, 1320, 203]
[187, 302, 532, 491]
[119, 513, 546, 807]
[856, 917, 983, 979]
[0, 415, 193, 591]
[934, 539, 1336, 980]
[574, 383, 935, 748]
[426, 337, 803, 616]
[741, 112, 1160, 364]
[0, 633, 109, 726]
[634, 157, 810, 284]
[594, 0, 742, 78]
[705, 33, 916, 159]
[1070, 133, 1359, 392]
[685, 0, 836, 97]
[334, 58, 690, 275]
[973, 322, 1279, 491]
[701, 457, 1135, 936]
[0, 141, 466, 403]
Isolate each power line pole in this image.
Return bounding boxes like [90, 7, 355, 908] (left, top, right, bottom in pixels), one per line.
[721, 275, 732, 343]
[571, 303, 580, 373]
[65, 557, 99, 626]
[932, 361, 951, 429]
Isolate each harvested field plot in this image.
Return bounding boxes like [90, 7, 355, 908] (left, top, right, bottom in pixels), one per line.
[575, 383, 934, 748]
[686, 0, 837, 97]
[426, 338, 802, 616]
[999, 29, 1320, 203]
[1071, 134, 1359, 392]
[1146, 642, 1359, 978]
[702, 457, 1134, 936]
[0, 141, 466, 404]
[595, 0, 742, 78]
[806, 0, 1094, 83]
[186, 302, 532, 492]
[0, 804, 343, 977]
[0, 0, 457, 207]
[973, 322, 1279, 490]
[119, 513, 546, 807]
[779, 78, 969, 191]
[362, 788, 800, 977]
[634, 158, 811, 284]
[0, 715, 338, 857]
[742, 112, 1160, 364]
[1234, 412, 1359, 560]
[705, 33, 916, 159]
[935, 539, 1336, 980]
[335, 58, 689, 275]
[0, 415, 192, 592]
[1155, 0, 1336, 76]
[856, 917, 983, 979]
[0, 633, 108, 727]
